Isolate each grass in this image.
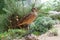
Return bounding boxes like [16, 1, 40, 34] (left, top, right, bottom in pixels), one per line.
[0, 29, 28, 40]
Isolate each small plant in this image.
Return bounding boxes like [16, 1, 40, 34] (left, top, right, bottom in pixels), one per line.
[48, 28, 58, 37]
[0, 29, 27, 40]
[30, 16, 55, 35]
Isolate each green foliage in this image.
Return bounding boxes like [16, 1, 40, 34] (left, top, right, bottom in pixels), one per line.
[33, 31, 40, 36]
[1, 0, 48, 31]
[2, 0, 33, 29]
[30, 17, 55, 35]
[0, 29, 27, 40]
[50, 14, 60, 20]
[53, 0, 60, 11]
[0, 14, 8, 33]
[0, 0, 5, 14]
[0, 0, 58, 39]
[0, 0, 57, 36]
[0, 17, 55, 38]
[3, 0, 32, 17]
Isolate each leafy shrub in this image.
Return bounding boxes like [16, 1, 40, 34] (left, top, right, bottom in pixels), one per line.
[30, 16, 55, 35]
[0, 14, 9, 33]
[50, 14, 60, 20]
[0, 0, 52, 33]
[1, 0, 45, 30]
[0, 0, 32, 32]
[0, 0, 7, 33]
[0, 29, 27, 40]
[0, 0, 5, 14]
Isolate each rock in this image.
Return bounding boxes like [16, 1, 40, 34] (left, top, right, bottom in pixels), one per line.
[25, 34, 38, 40]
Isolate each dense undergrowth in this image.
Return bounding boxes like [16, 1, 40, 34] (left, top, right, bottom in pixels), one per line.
[0, 0, 60, 40]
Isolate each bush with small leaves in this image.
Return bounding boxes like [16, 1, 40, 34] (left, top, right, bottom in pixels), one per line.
[30, 16, 55, 35]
